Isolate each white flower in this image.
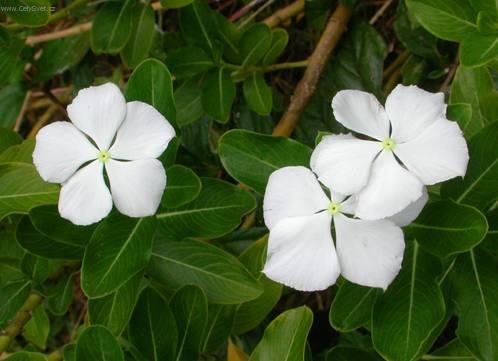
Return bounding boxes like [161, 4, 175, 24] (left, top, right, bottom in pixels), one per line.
[311, 85, 469, 220]
[263, 166, 413, 292]
[33, 83, 175, 226]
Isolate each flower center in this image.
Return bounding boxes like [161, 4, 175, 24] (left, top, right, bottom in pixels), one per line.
[98, 150, 110, 163]
[327, 202, 341, 215]
[382, 138, 396, 151]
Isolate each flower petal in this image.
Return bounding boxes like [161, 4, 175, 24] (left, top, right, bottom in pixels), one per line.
[67, 83, 126, 150]
[58, 160, 112, 226]
[109, 101, 176, 160]
[332, 90, 390, 140]
[311, 134, 382, 195]
[263, 212, 340, 291]
[394, 118, 469, 185]
[386, 84, 446, 143]
[354, 151, 424, 220]
[263, 166, 330, 230]
[33, 121, 98, 183]
[388, 188, 428, 227]
[334, 213, 404, 290]
[106, 159, 166, 218]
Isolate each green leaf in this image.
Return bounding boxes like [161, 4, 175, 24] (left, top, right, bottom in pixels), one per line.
[91, 0, 134, 54]
[233, 236, 282, 335]
[243, 73, 272, 116]
[326, 347, 383, 361]
[129, 287, 178, 361]
[4, 352, 47, 361]
[0, 139, 35, 164]
[75, 325, 124, 361]
[0, 259, 26, 287]
[16, 217, 85, 260]
[35, 34, 90, 82]
[442, 122, 498, 210]
[148, 239, 262, 304]
[202, 304, 236, 353]
[121, 3, 155, 68]
[81, 215, 156, 298]
[170, 285, 208, 361]
[240, 24, 273, 67]
[23, 306, 49, 349]
[330, 282, 379, 332]
[46, 273, 74, 316]
[156, 178, 256, 241]
[0, 38, 25, 86]
[406, 0, 478, 42]
[160, 0, 193, 9]
[0, 128, 22, 153]
[20, 254, 50, 284]
[372, 242, 446, 361]
[262, 29, 289, 65]
[214, 13, 241, 63]
[88, 273, 142, 336]
[429, 338, 477, 361]
[409, 201, 488, 258]
[0, 163, 58, 221]
[449, 66, 498, 137]
[248, 306, 313, 361]
[166, 46, 215, 79]
[447, 103, 473, 132]
[178, 0, 218, 56]
[0, 280, 30, 328]
[125, 58, 176, 124]
[201, 68, 236, 123]
[174, 78, 204, 126]
[450, 250, 498, 361]
[0, 85, 27, 129]
[162, 165, 201, 208]
[0, 0, 50, 26]
[63, 344, 76, 361]
[219, 129, 312, 193]
[461, 34, 498, 67]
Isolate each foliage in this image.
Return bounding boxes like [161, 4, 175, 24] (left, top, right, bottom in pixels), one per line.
[0, 0, 496, 360]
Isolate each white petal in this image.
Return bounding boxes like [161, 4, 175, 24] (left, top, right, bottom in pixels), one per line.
[106, 159, 166, 218]
[109, 101, 176, 160]
[386, 84, 446, 143]
[334, 213, 404, 290]
[332, 90, 390, 140]
[340, 196, 357, 215]
[33, 121, 98, 183]
[394, 118, 469, 185]
[263, 212, 340, 292]
[263, 166, 330, 230]
[388, 188, 428, 227]
[311, 134, 382, 195]
[355, 151, 424, 220]
[67, 83, 126, 150]
[58, 160, 112, 226]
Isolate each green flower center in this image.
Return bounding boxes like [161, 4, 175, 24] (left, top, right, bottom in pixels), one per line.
[327, 202, 341, 215]
[382, 138, 396, 151]
[98, 150, 110, 163]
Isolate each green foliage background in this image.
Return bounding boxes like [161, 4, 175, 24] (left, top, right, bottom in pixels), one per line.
[0, 0, 497, 360]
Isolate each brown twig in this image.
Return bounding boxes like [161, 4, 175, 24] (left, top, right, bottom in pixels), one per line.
[229, 0, 266, 22]
[27, 105, 59, 139]
[383, 49, 410, 79]
[262, 0, 305, 28]
[369, 0, 394, 25]
[13, 91, 31, 132]
[272, 3, 353, 137]
[26, 22, 92, 46]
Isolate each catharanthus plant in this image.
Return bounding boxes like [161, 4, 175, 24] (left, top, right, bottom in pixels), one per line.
[263, 166, 412, 291]
[33, 83, 175, 225]
[311, 85, 469, 220]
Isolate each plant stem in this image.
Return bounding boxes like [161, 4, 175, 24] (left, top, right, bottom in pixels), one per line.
[0, 293, 43, 353]
[263, 60, 308, 72]
[272, 3, 353, 137]
[263, 0, 305, 28]
[47, 350, 63, 361]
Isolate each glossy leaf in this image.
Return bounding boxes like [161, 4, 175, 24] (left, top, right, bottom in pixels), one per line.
[202, 304, 236, 353]
[160, 0, 193, 8]
[162, 165, 201, 208]
[0, 0, 50, 26]
[75, 325, 124, 361]
[174, 78, 204, 126]
[262, 29, 289, 65]
[46, 273, 74, 316]
[461, 34, 498, 67]
[326, 347, 383, 361]
[243, 73, 272, 115]
[429, 338, 477, 361]
[219, 130, 312, 193]
[81, 215, 156, 298]
[129, 287, 178, 361]
[4, 352, 47, 361]
[0, 128, 22, 154]
[240, 24, 273, 67]
[148, 239, 262, 304]
[372, 242, 446, 361]
[170, 285, 208, 361]
[121, 3, 155, 68]
[0, 280, 30, 328]
[178, 0, 218, 56]
[248, 306, 313, 361]
[201, 68, 236, 123]
[165, 46, 215, 79]
[23, 307, 49, 349]
[156, 178, 256, 241]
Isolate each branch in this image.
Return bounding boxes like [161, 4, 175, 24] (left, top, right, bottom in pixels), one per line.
[272, 3, 353, 137]
[0, 293, 43, 353]
[262, 0, 305, 28]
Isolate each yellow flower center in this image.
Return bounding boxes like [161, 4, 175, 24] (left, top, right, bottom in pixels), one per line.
[98, 150, 110, 163]
[382, 138, 396, 151]
[327, 202, 341, 215]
